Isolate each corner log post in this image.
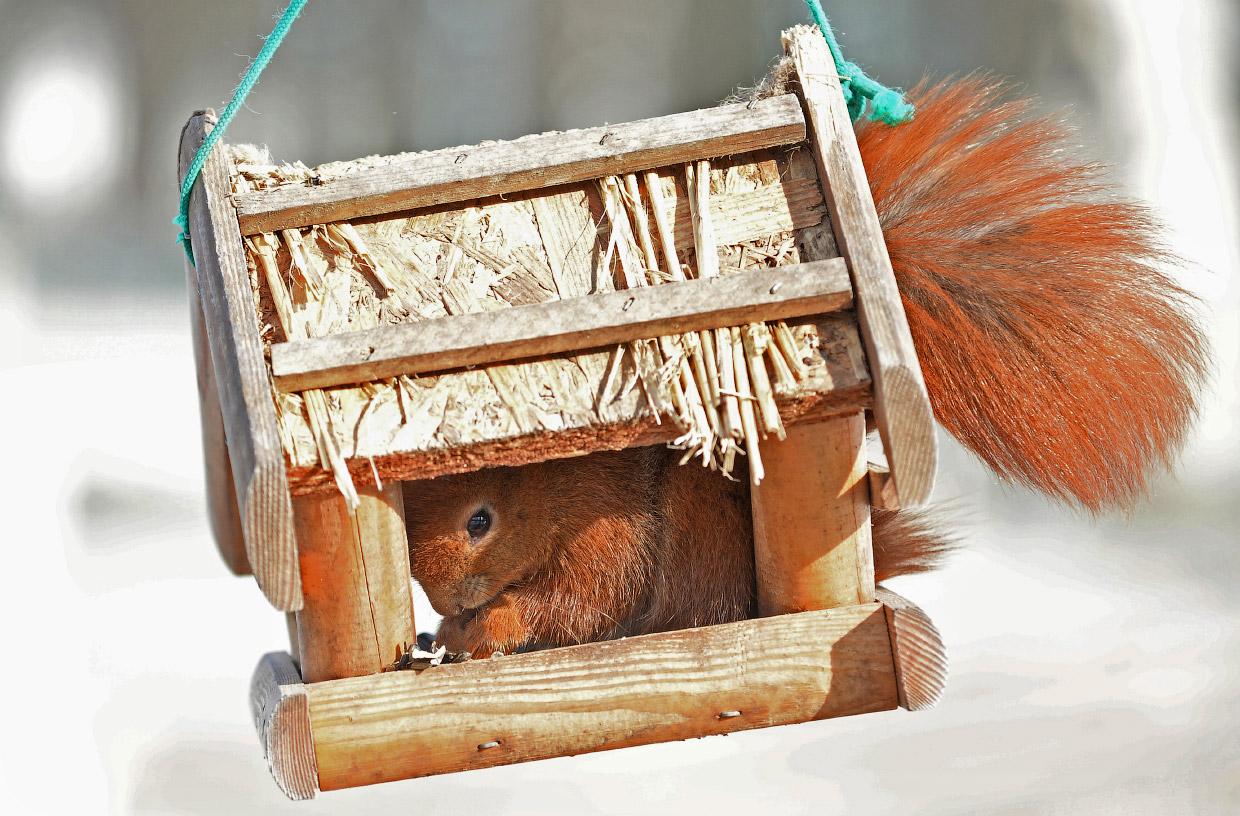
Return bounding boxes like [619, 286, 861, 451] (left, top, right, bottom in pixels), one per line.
[751, 413, 874, 613]
[292, 483, 416, 683]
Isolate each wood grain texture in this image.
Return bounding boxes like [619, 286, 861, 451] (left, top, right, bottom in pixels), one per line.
[284, 314, 873, 494]
[293, 483, 415, 683]
[875, 587, 948, 711]
[186, 258, 249, 575]
[867, 463, 900, 511]
[666, 176, 826, 251]
[179, 111, 302, 611]
[751, 412, 874, 614]
[271, 259, 852, 391]
[784, 26, 937, 507]
[234, 95, 806, 234]
[250, 651, 319, 801]
[530, 187, 597, 300]
[304, 604, 899, 789]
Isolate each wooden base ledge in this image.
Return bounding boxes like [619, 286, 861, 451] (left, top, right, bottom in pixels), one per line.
[251, 591, 945, 798]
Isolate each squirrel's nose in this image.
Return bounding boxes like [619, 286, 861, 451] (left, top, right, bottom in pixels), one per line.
[426, 593, 464, 618]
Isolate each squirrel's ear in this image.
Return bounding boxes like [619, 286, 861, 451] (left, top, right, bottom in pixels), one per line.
[859, 76, 1209, 513]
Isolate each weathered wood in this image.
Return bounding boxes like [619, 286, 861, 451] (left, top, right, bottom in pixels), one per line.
[304, 604, 898, 790]
[292, 483, 415, 683]
[751, 412, 874, 614]
[284, 314, 873, 494]
[867, 463, 900, 511]
[235, 95, 807, 234]
[530, 187, 597, 300]
[186, 258, 249, 575]
[250, 651, 319, 800]
[875, 587, 948, 711]
[179, 111, 302, 611]
[667, 176, 827, 251]
[270, 259, 852, 391]
[784, 26, 937, 506]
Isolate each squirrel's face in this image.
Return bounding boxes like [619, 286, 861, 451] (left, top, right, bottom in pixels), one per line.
[403, 466, 550, 621]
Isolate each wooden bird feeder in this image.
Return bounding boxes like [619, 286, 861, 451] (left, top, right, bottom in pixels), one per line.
[179, 26, 945, 799]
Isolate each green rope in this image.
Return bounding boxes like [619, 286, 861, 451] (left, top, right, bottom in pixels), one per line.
[174, 0, 308, 266]
[175, 1, 903, 262]
[802, 0, 914, 125]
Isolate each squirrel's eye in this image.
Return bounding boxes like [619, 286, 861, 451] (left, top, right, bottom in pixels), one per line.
[467, 508, 491, 537]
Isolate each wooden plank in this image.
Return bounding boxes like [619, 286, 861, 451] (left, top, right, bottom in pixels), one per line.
[284, 313, 874, 494]
[292, 483, 415, 683]
[234, 95, 807, 234]
[302, 604, 899, 790]
[270, 258, 852, 392]
[185, 257, 249, 576]
[784, 25, 937, 506]
[250, 651, 319, 800]
[179, 111, 302, 611]
[875, 587, 948, 711]
[751, 412, 874, 613]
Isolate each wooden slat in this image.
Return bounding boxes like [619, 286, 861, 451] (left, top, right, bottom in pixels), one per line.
[179, 111, 302, 611]
[751, 413, 874, 613]
[784, 26, 937, 506]
[250, 652, 319, 800]
[302, 604, 899, 790]
[234, 94, 807, 234]
[293, 483, 415, 683]
[285, 313, 873, 494]
[270, 258, 852, 392]
[875, 587, 948, 711]
[185, 258, 249, 576]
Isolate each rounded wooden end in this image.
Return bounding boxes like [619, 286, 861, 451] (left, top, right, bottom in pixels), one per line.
[250, 652, 320, 801]
[875, 587, 948, 711]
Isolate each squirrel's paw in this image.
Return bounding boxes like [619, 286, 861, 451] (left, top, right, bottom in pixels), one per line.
[436, 592, 534, 657]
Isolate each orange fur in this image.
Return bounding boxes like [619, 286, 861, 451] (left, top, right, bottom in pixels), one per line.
[405, 447, 953, 655]
[859, 77, 1209, 511]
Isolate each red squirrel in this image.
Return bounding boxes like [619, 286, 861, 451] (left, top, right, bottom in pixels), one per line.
[404, 76, 1209, 656]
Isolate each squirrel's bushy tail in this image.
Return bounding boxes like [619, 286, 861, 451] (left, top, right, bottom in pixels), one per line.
[872, 508, 958, 583]
[857, 76, 1210, 513]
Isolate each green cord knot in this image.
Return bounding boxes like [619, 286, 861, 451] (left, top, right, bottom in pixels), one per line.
[803, 0, 914, 125]
[172, 213, 192, 263]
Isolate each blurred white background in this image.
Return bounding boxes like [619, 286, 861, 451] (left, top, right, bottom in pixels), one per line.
[0, 1, 1236, 813]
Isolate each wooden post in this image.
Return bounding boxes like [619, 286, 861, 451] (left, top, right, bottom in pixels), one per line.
[751, 412, 874, 614]
[293, 483, 416, 683]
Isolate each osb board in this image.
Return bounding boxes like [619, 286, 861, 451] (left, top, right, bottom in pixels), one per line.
[230, 145, 871, 494]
